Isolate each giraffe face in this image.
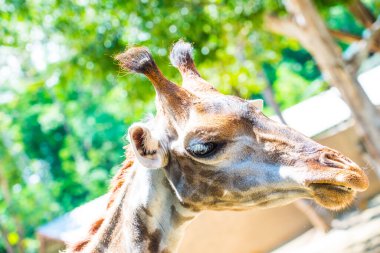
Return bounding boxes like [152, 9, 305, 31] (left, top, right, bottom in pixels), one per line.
[120, 41, 368, 212]
[160, 93, 368, 211]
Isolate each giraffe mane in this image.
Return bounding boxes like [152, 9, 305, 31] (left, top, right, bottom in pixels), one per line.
[67, 145, 135, 252]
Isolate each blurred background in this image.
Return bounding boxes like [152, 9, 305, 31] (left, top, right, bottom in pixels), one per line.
[1, 0, 380, 252]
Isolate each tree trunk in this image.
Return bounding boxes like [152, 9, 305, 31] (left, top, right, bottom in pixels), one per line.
[266, 0, 380, 172]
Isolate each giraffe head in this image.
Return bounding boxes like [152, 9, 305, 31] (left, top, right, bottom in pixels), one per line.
[116, 41, 368, 211]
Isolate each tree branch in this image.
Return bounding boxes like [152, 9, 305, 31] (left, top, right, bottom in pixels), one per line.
[264, 14, 303, 40]
[329, 29, 362, 44]
[367, 19, 380, 52]
[330, 28, 380, 53]
[349, 0, 376, 29]
[344, 19, 380, 73]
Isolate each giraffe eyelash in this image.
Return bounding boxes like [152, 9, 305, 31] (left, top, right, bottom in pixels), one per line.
[186, 142, 225, 158]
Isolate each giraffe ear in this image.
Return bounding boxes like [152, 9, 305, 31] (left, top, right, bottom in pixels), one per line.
[249, 99, 264, 110]
[128, 123, 168, 169]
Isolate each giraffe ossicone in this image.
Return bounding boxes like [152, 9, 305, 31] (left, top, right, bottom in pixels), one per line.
[67, 40, 369, 253]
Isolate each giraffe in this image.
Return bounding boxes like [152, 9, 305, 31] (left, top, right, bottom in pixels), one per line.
[66, 41, 369, 253]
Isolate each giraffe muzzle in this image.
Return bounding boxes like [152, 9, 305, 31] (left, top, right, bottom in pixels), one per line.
[309, 148, 369, 192]
[301, 148, 369, 210]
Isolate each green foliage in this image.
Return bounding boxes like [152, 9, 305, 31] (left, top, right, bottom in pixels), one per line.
[273, 64, 327, 109]
[0, 0, 377, 252]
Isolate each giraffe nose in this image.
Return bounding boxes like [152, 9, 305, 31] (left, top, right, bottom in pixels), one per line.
[315, 149, 369, 191]
[319, 149, 355, 170]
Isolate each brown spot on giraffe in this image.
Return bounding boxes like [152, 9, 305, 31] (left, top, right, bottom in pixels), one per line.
[148, 229, 162, 252]
[161, 248, 172, 253]
[141, 206, 153, 217]
[170, 205, 193, 227]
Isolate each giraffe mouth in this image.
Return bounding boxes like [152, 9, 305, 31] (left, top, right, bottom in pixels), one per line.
[309, 182, 356, 210]
[309, 183, 353, 192]
[236, 188, 313, 210]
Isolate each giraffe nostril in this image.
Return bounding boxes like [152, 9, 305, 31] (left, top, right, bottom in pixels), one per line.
[320, 152, 350, 169]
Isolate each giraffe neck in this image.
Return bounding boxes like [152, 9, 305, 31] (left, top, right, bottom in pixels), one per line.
[83, 162, 196, 253]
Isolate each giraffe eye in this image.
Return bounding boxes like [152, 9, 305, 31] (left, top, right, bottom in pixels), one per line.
[187, 142, 217, 158]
